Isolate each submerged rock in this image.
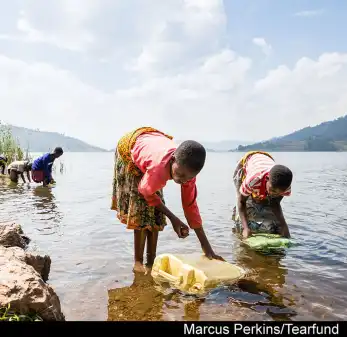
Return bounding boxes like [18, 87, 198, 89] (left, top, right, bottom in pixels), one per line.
[0, 222, 65, 321]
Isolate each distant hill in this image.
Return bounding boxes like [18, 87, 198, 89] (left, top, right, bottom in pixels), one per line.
[6, 125, 107, 152]
[109, 139, 252, 153]
[108, 147, 217, 153]
[175, 140, 252, 152]
[234, 115, 347, 152]
[199, 140, 252, 152]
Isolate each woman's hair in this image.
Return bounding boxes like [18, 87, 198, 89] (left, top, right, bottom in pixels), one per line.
[174, 140, 206, 173]
[53, 147, 64, 155]
[269, 165, 292, 190]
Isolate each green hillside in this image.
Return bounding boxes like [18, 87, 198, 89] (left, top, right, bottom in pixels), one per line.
[235, 115, 347, 152]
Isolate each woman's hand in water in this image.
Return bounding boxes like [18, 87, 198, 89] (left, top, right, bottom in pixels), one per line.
[193, 227, 225, 261]
[242, 227, 251, 239]
[279, 225, 290, 238]
[171, 217, 189, 238]
[204, 249, 225, 261]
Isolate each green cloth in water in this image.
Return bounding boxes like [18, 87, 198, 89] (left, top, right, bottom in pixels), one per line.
[244, 233, 294, 251]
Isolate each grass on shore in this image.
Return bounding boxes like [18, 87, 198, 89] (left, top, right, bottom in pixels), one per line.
[0, 304, 43, 321]
[0, 123, 25, 162]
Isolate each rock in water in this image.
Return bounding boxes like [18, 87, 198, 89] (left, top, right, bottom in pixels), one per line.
[0, 222, 30, 248]
[25, 252, 51, 283]
[0, 222, 65, 321]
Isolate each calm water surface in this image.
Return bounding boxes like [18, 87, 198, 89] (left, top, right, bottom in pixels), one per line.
[0, 152, 346, 321]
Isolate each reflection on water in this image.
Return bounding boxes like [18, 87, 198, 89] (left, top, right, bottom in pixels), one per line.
[207, 246, 297, 321]
[32, 186, 58, 215]
[107, 257, 296, 322]
[0, 177, 63, 233]
[1, 152, 347, 321]
[234, 246, 288, 293]
[107, 246, 295, 322]
[31, 186, 63, 235]
[108, 273, 164, 321]
[108, 273, 205, 321]
[107, 240, 297, 321]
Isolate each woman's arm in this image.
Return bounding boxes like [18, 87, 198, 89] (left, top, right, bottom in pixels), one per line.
[155, 202, 189, 238]
[194, 227, 224, 260]
[271, 197, 290, 238]
[181, 179, 224, 260]
[237, 192, 251, 238]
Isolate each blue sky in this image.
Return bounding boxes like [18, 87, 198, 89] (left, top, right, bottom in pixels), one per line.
[226, 1, 347, 58]
[224, 0, 347, 77]
[0, 0, 346, 148]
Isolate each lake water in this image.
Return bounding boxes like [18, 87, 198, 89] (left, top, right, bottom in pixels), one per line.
[0, 152, 346, 321]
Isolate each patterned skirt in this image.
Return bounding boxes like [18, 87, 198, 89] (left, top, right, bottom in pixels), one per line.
[232, 163, 281, 234]
[111, 149, 167, 231]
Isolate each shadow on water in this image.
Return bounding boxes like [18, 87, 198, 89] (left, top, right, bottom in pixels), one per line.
[107, 245, 297, 321]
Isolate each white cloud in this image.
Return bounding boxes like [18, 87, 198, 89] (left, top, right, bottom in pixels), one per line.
[252, 37, 272, 57]
[14, 12, 92, 51]
[0, 1, 346, 150]
[6, 0, 225, 59]
[124, 0, 227, 76]
[294, 9, 324, 17]
[1, 50, 347, 149]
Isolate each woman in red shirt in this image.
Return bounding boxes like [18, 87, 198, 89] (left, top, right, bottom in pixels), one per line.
[111, 127, 223, 273]
[232, 151, 293, 239]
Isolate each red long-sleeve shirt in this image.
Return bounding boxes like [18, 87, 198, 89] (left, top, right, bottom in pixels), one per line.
[130, 131, 202, 229]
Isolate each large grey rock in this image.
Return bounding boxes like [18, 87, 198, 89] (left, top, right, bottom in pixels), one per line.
[0, 223, 65, 321]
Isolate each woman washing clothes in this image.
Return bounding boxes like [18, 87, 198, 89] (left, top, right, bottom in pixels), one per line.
[232, 151, 293, 239]
[7, 160, 32, 183]
[111, 127, 223, 273]
[31, 147, 63, 186]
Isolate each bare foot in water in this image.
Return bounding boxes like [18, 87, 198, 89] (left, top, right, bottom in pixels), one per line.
[145, 264, 153, 273]
[133, 261, 147, 273]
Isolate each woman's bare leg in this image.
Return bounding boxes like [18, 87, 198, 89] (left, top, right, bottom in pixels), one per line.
[133, 229, 147, 273]
[146, 229, 159, 269]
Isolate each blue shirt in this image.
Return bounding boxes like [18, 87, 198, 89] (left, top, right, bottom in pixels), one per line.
[32, 153, 54, 180]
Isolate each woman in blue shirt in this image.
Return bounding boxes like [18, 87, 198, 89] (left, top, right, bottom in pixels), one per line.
[32, 147, 63, 186]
